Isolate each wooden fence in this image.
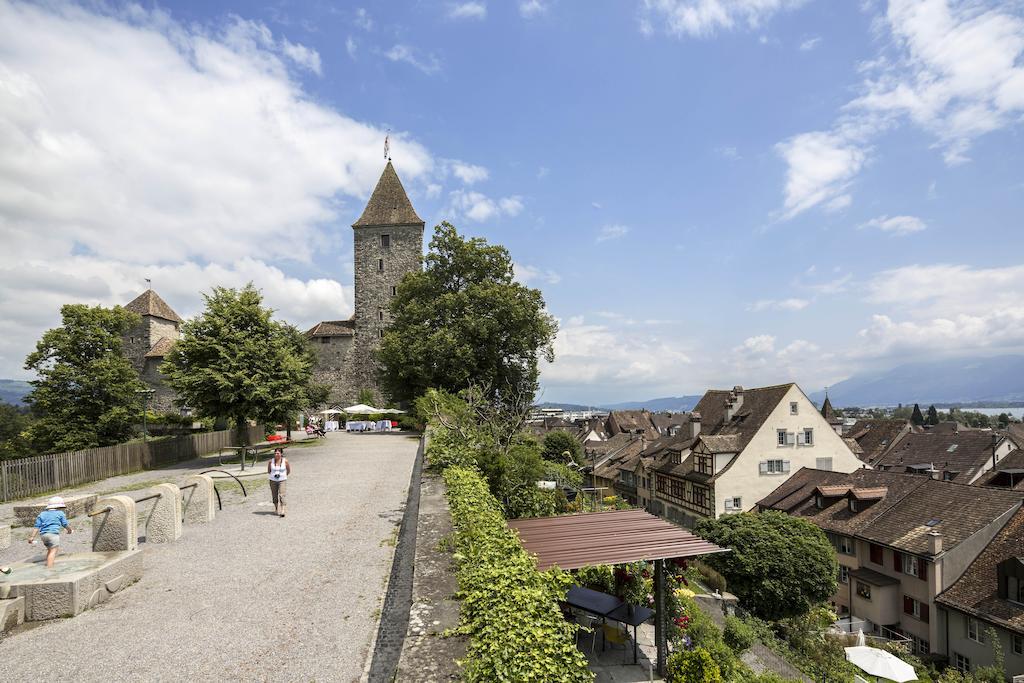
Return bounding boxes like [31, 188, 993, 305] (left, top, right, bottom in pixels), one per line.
[0, 425, 264, 502]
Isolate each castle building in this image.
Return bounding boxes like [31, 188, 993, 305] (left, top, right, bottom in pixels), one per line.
[122, 289, 183, 412]
[306, 161, 425, 405]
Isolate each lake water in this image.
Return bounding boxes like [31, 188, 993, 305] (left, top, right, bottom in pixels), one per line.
[962, 407, 1024, 419]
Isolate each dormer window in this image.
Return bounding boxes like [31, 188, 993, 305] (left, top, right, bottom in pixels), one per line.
[849, 499, 858, 513]
[998, 557, 1024, 604]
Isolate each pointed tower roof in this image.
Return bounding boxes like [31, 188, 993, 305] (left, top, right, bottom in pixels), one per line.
[352, 161, 424, 228]
[125, 289, 183, 324]
[821, 395, 838, 422]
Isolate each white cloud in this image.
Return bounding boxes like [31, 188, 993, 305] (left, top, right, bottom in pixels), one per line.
[354, 8, 373, 31]
[279, 38, 322, 75]
[638, 0, 810, 38]
[776, 130, 868, 219]
[447, 190, 524, 222]
[448, 2, 487, 20]
[596, 224, 629, 242]
[747, 298, 810, 312]
[449, 161, 489, 184]
[0, 1, 434, 377]
[716, 145, 740, 159]
[513, 263, 561, 285]
[519, 0, 550, 18]
[541, 316, 692, 392]
[799, 35, 821, 51]
[860, 214, 927, 235]
[537, 166, 550, 179]
[384, 44, 441, 75]
[736, 334, 776, 355]
[346, 36, 357, 59]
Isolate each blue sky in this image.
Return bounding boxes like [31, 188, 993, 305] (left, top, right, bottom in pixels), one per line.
[1, 0, 1023, 404]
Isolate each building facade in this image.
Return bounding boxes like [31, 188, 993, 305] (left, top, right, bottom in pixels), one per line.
[306, 161, 425, 405]
[122, 289, 182, 412]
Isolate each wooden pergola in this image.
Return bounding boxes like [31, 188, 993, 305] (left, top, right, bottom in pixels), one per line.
[508, 508, 728, 674]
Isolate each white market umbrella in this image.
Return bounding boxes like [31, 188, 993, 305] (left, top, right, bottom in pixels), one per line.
[319, 409, 345, 415]
[343, 404, 380, 414]
[845, 646, 917, 682]
[379, 408, 407, 414]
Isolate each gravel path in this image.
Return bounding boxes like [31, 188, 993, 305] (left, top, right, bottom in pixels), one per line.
[0, 431, 419, 682]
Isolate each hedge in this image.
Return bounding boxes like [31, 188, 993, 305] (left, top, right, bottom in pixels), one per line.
[443, 466, 593, 682]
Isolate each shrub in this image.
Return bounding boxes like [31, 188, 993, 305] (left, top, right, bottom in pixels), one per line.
[723, 615, 756, 653]
[443, 466, 591, 682]
[667, 647, 723, 683]
[695, 562, 727, 593]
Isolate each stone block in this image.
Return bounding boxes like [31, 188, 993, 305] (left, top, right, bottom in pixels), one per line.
[91, 495, 137, 552]
[0, 551, 142, 621]
[182, 474, 216, 524]
[141, 483, 182, 543]
[14, 494, 98, 526]
[0, 524, 10, 550]
[0, 595, 25, 632]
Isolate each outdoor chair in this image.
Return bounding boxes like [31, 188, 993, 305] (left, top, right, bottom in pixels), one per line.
[601, 622, 630, 663]
[575, 613, 603, 654]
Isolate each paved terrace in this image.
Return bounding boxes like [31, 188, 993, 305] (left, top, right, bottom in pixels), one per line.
[0, 432, 419, 682]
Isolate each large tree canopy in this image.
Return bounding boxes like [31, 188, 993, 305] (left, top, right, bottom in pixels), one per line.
[377, 222, 557, 406]
[694, 511, 838, 621]
[24, 304, 144, 453]
[162, 285, 317, 443]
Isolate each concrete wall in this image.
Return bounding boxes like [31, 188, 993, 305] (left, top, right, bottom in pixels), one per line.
[714, 384, 863, 517]
[942, 608, 1024, 677]
[351, 223, 423, 403]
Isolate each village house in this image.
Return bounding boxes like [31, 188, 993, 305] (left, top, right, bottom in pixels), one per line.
[645, 383, 862, 527]
[758, 467, 1024, 670]
[873, 430, 1017, 484]
[843, 418, 913, 466]
[935, 507, 1024, 676]
[585, 433, 645, 502]
[974, 449, 1024, 490]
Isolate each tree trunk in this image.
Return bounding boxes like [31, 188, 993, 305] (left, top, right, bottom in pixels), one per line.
[236, 416, 249, 446]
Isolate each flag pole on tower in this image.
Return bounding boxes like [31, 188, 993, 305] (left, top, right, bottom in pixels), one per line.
[384, 130, 390, 161]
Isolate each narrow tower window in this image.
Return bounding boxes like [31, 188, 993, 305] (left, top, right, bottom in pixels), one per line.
[377, 258, 384, 273]
[381, 234, 390, 248]
[391, 286, 397, 296]
[378, 309, 384, 321]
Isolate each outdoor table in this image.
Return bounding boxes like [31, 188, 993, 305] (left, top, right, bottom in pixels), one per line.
[607, 602, 655, 664]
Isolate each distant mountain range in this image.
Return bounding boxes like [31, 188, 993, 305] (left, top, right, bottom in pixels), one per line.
[538, 396, 702, 413]
[809, 355, 1024, 408]
[0, 379, 31, 405]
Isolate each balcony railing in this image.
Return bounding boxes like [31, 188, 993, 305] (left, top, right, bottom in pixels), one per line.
[832, 617, 912, 648]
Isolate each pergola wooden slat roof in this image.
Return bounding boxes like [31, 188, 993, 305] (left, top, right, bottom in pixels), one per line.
[508, 508, 727, 571]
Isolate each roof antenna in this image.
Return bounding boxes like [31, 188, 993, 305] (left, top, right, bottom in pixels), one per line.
[384, 129, 391, 161]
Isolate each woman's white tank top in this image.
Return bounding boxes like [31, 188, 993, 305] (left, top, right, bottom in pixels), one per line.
[269, 458, 288, 482]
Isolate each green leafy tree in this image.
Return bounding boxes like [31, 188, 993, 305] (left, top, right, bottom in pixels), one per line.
[926, 405, 940, 425]
[24, 304, 143, 452]
[541, 430, 582, 463]
[162, 285, 316, 445]
[0, 402, 32, 459]
[911, 403, 925, 426]
[377, 222, 557, 408]
[694, 511, 838, 621]
[997, 412, 1011, 429]
[667, 647, 723, 683]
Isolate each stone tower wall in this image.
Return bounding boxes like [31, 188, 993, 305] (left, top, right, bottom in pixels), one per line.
[309, 335, 356, 405]
[122, 316, 180, 412]
[351, 223, 423, 402]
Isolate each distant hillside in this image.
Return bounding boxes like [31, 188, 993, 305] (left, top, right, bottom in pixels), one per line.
[809, 356, 1024, 407]
[0, 379, 32, 405]
[601, 396, 702, 413]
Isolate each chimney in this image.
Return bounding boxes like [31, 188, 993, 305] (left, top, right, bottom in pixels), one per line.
[928, 530, 943, 555]
[690, 412, 702, 439]
[725, 386, 744, 421]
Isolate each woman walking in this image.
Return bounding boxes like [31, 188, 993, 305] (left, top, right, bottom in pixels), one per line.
[267, 448, 290, 517]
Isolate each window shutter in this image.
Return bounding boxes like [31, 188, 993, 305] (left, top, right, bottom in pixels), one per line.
[917, 560, 927, 581]
[782, 460, 791, 473]
[904, 596, 914, 615]
[921, 603, 930, 623]
[796, 432, 805, 445]
[786, 432, 795, 445]
[759, 462, 768, 474]
[895, 552, 903, 573]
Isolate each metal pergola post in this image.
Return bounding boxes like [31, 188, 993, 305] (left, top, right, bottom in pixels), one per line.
[655, 558, 667, 676]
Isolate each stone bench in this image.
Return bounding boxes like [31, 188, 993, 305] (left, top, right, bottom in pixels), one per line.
[14, 494, 98, 526]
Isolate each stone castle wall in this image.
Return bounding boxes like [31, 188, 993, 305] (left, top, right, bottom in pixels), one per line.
[123, 317, 180, 412]
[310, 335, 356, 405]
[349, 223, 424, 403]
[141, 358, 177, 412]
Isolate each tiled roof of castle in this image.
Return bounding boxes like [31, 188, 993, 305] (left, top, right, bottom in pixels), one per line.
[305, 319, 356, 337]
[352, 161, 424, 227]
[874, 430, 1004, 483]
[937, 507, 1024, 636]
[144, 337, 175, 358]
[125, 290, 182, 324]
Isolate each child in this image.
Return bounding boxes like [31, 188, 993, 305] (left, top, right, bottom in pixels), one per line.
[27, 496, 73, 568]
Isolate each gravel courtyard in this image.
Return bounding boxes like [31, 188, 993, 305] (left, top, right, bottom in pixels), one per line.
[0, 431, 419, 682]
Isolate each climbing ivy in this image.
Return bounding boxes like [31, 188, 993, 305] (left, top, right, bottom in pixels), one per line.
[443, 466, 593, 682]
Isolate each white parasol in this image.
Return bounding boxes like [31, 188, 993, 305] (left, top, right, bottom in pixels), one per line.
[343, 404, 380, 414]
[844, 646, 917, 682]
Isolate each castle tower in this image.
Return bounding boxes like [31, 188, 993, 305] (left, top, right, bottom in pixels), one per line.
[123, 289, 182, 411]
[348, 161, 425, 401]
